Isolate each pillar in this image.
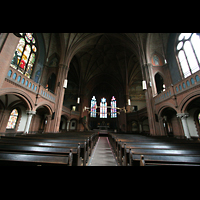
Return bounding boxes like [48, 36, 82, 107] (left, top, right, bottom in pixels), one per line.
[24, 110, 36, 134]
[177, 113, 190, 139]
[143, 64, 157, 136]
[0, 33, 20, 88]
[51, 63, 69, 132]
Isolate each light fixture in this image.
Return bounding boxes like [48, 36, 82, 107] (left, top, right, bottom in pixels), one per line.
[63, 79, 68, 88]
[128, 99, 131, 106]
[142, 80, 147, 90]
[77, 97, 80, 104]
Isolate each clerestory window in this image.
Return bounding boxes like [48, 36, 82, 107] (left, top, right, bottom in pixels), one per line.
[176, 33, 200, 78]
[10, 33, 37, 79]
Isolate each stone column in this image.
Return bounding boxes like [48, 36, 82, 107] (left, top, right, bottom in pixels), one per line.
[51, 63, 69, 132]
[177, 113, 190, 139]
[24, 110, 36, 134]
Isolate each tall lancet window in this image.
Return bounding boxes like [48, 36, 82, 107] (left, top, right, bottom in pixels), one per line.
[176, 33, 200, 78]
[10, 33, 37, 79]
[100, 97, 107, 118]
[111, 96, 117, 118]
[90, 96, 97, 118]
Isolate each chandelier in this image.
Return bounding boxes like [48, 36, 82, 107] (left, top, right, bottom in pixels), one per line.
[83, 105, 127, 115]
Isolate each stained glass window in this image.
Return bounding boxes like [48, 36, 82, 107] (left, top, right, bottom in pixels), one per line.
[111, 96, 117, 118]
[176, 33, 200, 78]
[198, 113, 200, 124]
[90, 96, 97, 118]
[10, 33, 37, 79]
[6, 109, 19, 129]
[100, 97, 107, 118]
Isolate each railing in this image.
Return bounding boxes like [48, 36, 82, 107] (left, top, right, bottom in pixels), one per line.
[154, 70, 200, 104]
[62, 106, 80, 116]
[6, 67, 56, 103]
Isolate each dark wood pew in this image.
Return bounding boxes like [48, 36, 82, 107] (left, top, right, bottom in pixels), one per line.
[0, 131, 99, 166]
[13, 133, 98, 158]
[0, 137, 88, 165]
[128, 148, 200, 166]
[108, 133, 200, 166]
[0, 143, 80, 166]
[0, 151, 72, 166]
[0, 139, 84, 166]
[131, 154, 200, 166]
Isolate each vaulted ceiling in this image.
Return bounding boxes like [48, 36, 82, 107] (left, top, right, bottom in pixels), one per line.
[67, 33, 143, 99]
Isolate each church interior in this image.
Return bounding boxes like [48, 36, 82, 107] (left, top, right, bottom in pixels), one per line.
[0, 33, 200, 166]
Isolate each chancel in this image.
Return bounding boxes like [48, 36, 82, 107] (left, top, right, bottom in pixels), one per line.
[0, 33, 200, 166]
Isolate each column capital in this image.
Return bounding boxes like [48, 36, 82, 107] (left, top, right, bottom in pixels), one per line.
[177, 113, 189, 119]
[26, 110, 36, 115]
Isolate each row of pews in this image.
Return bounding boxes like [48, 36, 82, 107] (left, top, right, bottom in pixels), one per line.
[108, 133, 200, 166]
[0, 131, 99, 166]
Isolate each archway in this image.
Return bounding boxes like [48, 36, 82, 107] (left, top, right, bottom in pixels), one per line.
[30, 105, 51, 133]
[0, 93, 32, 133]
[155, 73, 165, 94]
[184, 97, 200, 138]
[160, 107, 178, 137]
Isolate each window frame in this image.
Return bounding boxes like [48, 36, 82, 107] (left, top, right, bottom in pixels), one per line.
[10, 33, 38, 79]
[176, 33, 200, 79]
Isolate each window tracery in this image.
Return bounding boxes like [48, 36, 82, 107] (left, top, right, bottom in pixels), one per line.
[10, 33, 37, 79]
[176, 33, 200, 78]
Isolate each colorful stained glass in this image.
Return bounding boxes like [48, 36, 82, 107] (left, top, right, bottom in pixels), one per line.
[198, 113, 200, 124]
[10, 33, 37, 79]
[111, 96, 117, 118]
[6, 109, 18, 129]
[90, 96, 97, 118]
[100, 97, 107, 118]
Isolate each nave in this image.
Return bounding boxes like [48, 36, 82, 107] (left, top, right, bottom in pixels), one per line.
[0, 131, 200, 166]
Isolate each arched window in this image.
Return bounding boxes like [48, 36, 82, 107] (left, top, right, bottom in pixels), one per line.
[176, 33, 200, 78]
[100, 97, 107, 118]
[90, 96, 97, 118]
[155, 73, 165, 94]
[111, 96, 117, 118]
[10, 33, 37, 79]
[6, 109, 19, 129]
[46, 73, 56, 93]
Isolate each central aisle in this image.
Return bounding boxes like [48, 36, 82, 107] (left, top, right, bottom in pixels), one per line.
[88, 137, 118, 166]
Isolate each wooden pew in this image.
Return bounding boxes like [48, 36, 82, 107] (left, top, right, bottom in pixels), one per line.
[0, 131, 98, 166]
[0, 151, 72, 166]
[128, 148, 200, 166]
[0, 139, 84, 166]
[121, 143, 200, 166]
[0, 143, 81, 166]
[108, 133, 200, 166]
[132, 154, 200, 166]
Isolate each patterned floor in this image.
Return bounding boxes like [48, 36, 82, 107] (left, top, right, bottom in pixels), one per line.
[88, 137, 118, 166]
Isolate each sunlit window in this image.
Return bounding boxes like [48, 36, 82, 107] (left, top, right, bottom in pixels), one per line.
[90, 96, 97, 118]
[111, 96, 117, 118]
[10, 33, 37, 78]
[176, 33, 200, 78]
[100, 97, 107, 118]
[6, 109, 19, 129]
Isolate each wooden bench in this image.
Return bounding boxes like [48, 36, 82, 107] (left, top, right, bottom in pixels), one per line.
[0, 151, 73, 166]
[0, 131, 99, 166]
[0, 138, 85, 166]
[132, 154, 200, 166]
[108, 133, 200, 166]
[0, 143, 82, 166]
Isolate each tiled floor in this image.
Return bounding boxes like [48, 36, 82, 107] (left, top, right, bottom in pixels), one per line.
[88, 137, 118, 166]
